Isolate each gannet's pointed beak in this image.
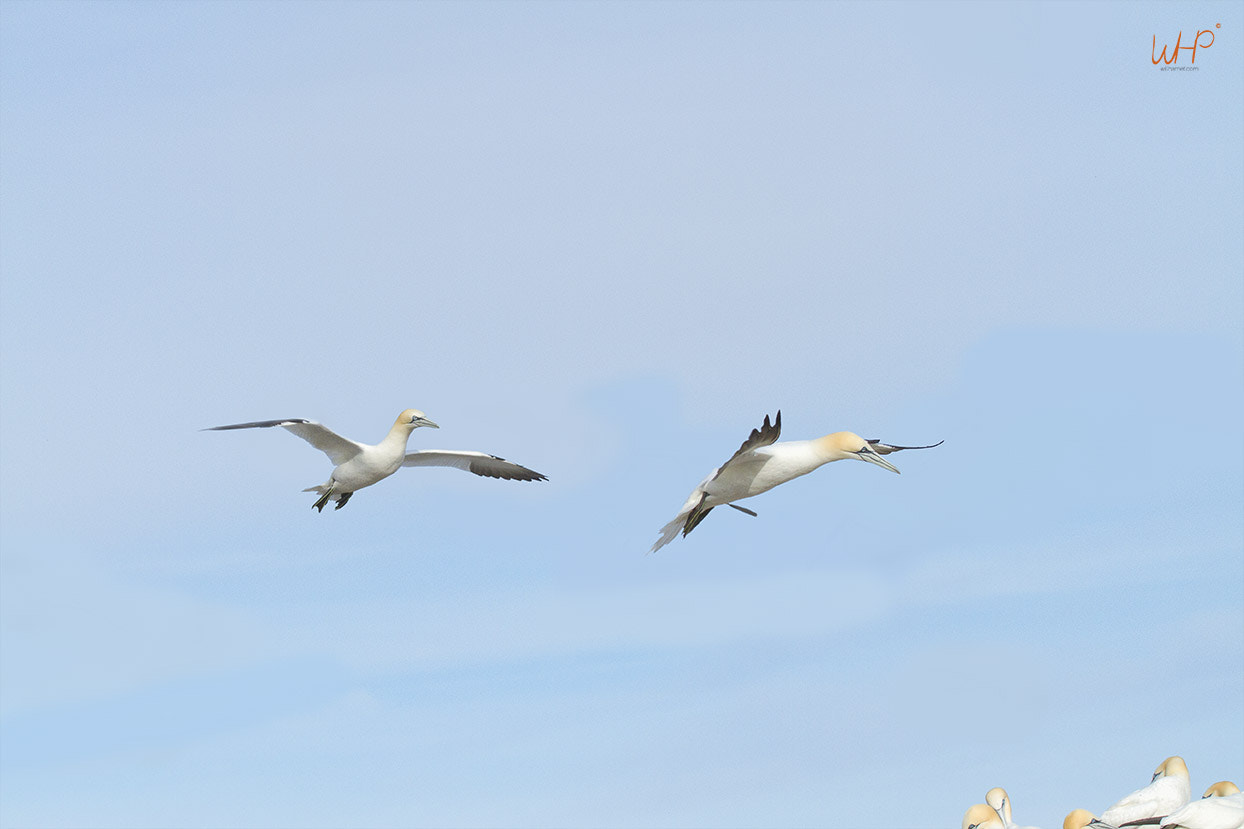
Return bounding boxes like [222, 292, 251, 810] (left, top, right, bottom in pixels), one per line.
[856, 445, 900, 474]
[413, 416, 439, 429]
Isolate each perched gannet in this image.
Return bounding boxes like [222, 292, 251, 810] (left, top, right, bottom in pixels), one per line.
[1064, 810, 1114, 829]
[1101, 757, 1192, 828]
[206, 409, 547, 511]
[965, 803, 1006, 829]
[988, 786, 1043, 829]
[1159, 782, 1244, 829]
[649, 411, 941, 552]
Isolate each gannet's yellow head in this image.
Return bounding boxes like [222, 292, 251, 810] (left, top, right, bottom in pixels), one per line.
[1153, 755, 1189, 783]
[962, 803, 1003, 829]
[1063, 809, 1099, 829]
[396, 409, 439, 430]
[1203, 781, 1240, 798]
[816, 431, 901, 474]
[985, 788, 1009, 817]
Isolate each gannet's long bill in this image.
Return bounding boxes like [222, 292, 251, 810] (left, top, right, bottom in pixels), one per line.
[649, 411, 941, 552]
[1101, 757, 1192, 828]
[206, 409, 547, 511]
[1160, 782, 1244, 829]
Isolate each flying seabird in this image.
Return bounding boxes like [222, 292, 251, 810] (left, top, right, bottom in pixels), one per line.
[206, 409, 547, 511]
[649, 410, 941, 552]
[1101, 757, 1192, 828]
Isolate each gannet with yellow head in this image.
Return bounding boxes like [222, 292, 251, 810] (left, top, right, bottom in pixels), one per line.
[1101, 756, 1192, 828]
[986, 787, 1043, 829]
[1159, 781, 1243, 829]
[650, 410, 941, 552]
[206, 408, 547, 511]
[964, 803, 1006, 829]
[1063, 809, 1111, 829]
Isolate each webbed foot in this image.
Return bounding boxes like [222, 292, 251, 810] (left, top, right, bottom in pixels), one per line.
[312, 484, 336, 512]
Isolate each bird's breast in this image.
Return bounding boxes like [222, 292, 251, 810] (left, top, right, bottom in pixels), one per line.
[333, 445, 404, 489]
[707, 447, 824, 501]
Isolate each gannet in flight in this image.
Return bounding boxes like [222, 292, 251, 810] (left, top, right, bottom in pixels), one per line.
[1159, 782, 1243, 829]
[206, 409, 547, 511]
[1101, 757, 1192, 828]
[650, 411, 941, 552]
[987, 787, 1042, 829]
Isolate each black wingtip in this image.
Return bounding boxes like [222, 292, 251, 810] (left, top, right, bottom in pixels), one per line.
[202, 419, 308, 431]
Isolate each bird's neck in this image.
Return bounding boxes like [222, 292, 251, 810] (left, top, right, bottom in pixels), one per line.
[379, 423, 415, 452]
[811, 435, 852, 463]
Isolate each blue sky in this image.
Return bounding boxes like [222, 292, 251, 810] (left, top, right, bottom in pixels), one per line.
[1, 2, 1241, 827]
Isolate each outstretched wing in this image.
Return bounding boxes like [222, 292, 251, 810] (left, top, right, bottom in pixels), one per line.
[719, 410, 782, 468]
[402, 450, 548, 481]
[204, 419, 364, 466]
[866, 438, 944, 456]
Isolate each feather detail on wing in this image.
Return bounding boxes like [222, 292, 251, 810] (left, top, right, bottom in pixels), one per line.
[866, 438, 944, 456]
[723, 411, 782, 465]
[204, 419, 364, 465]
[402, 450, 548, 481]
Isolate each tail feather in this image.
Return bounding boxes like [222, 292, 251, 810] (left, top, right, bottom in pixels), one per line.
[650, 511, 688, 553]
[650, 492, 719, 553]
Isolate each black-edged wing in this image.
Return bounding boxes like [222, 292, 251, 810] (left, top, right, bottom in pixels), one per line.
[402, 450, 548, 481]
[866, 438, 944, 456]
[204, 418, 364, 466]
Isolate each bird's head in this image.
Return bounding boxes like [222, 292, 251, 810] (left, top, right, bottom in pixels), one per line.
[396, 409, 439, 430]
[1062, 809, 1100, 829]
[1203, 781, 1240, 798]
[817, 431, 901, 474]
[984, 788, 1008, 816]
[1153, 755, 1188, 783]
[961, 803, 1003, 829]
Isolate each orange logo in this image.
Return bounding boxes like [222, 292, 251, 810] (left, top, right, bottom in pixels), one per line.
[1153, 24, 1220, 67]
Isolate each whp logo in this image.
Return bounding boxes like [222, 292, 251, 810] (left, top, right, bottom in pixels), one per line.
[1152, 23, 1220, 69]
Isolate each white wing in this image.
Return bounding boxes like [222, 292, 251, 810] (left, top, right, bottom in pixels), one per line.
[204, 419, 364, 466]
[402, 450, 547, 481]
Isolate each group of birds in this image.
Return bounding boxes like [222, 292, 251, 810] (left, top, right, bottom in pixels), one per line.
[205, 408, 941, 548]
[962, 757, 1243, 829]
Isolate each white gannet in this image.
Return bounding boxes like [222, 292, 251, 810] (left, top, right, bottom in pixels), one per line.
[965, 803, 1007, 829]
[987, 786, 1043, 829]
[1064, 810, 1115, 829]
[206, 409, 547, 511]
[1159, 782, 1243, 829]
[649, 411, 941, 552]
[1101, 756, 1192, 828]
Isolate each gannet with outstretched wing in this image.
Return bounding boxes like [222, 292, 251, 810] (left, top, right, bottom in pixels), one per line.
[206, 409, 547, 511]
[1101, 757, 1192, 828]
[649, 410, 941, 552]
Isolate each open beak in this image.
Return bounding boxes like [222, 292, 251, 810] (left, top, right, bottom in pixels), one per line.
[414, 417, 439, 429]
[856, 446, 900, 474]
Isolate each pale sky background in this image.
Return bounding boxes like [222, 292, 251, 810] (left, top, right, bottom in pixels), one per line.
[1, 2, 1241, 827]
